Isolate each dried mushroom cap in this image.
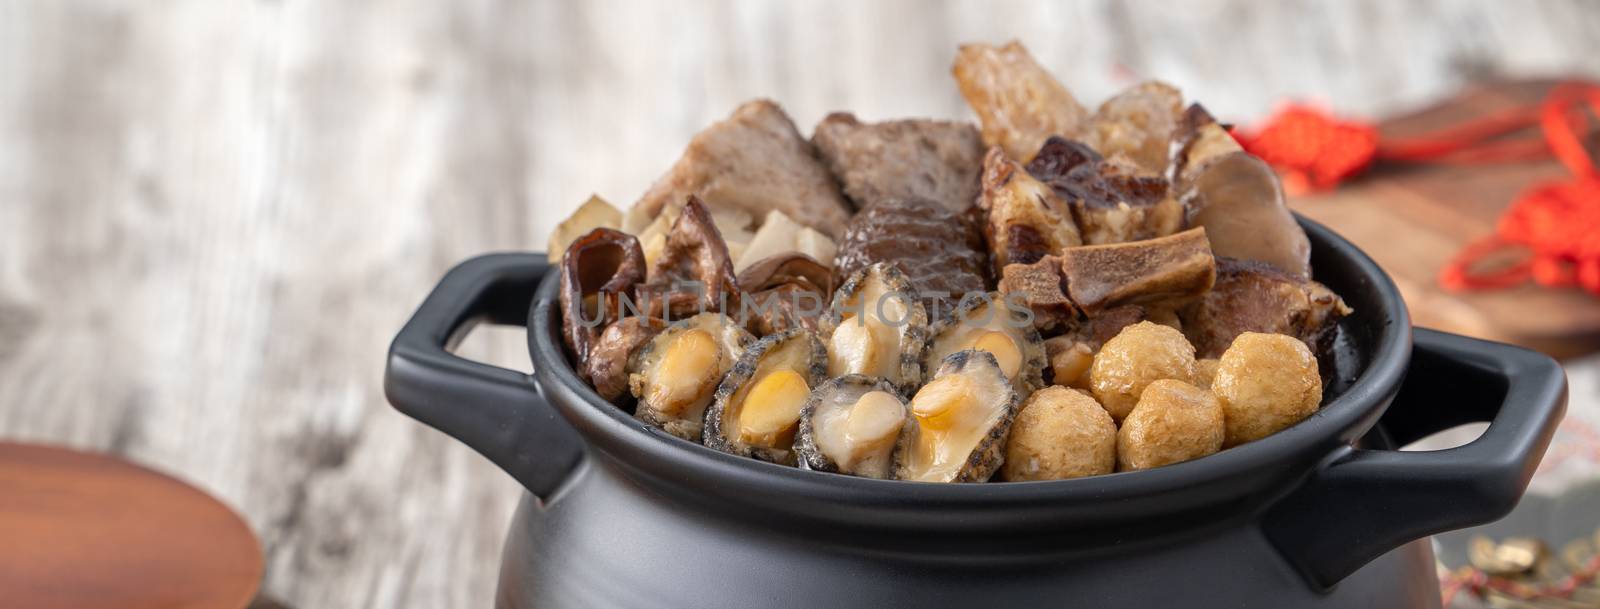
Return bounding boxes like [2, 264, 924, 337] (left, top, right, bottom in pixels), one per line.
[894, 350, 1020, 483]
[921, 293, 1047, 401]
[1082, 81, 1185, 176]
[632, 99, 852, 239]
[1181, 152, 1312, 280]
[796, 374, 909, 479]
[952, 40, 1088, 163]
[1058, 227, 1217, 315]
[703, 329, 828, 463]
[628, 312, 755, 442]
[810, 112, 986, 213]
[980, 147, 1083, 277]
[819, 263, 929, 396]
[736, 253, 833, 295]
[586, 316, 666, 402]
[1171, 104, 1312, 279]
[635, 196, 742, 319]
[1027, 136, 1184, 245]
[736, 254, 833, 337]
[559, 227, 647, 375]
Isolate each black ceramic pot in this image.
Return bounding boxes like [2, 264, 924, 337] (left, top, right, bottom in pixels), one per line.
[385, 219, 1567, 609]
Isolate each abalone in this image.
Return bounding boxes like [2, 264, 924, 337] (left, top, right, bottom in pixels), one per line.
[818, 263, 929, 396]
[703, 329, 828, 464]
[921, 292, 1047, 401]
[894, 350, 1020, 483]
[628, 312, 755, 442]
[794, 374, 910, 479]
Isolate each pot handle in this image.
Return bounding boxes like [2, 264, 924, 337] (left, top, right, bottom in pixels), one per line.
[1263, 328, 1566, 590]
[384, 253, 585, 505]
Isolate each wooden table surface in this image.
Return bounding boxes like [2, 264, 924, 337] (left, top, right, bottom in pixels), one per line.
[3, 2, 1600, 607]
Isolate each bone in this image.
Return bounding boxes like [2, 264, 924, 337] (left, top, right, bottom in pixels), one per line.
[1058, 227, 1216, 315]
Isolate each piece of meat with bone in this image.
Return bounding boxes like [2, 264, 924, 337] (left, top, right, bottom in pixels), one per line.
[833, 197, 990, 309]
[998, 228, 1213, 337]
[1058, 227, 1216, 316]
[632, 99, 853, 239]
[980, 147, 1082, 277]
[1026, 136, 1184, 245]
[997, 255, 1076, 335]
[1179, 257, 1352, 359]
[811, 113, 985, 214]
[953, 40, 1089, 163]
[1170, 104, 1312, 279]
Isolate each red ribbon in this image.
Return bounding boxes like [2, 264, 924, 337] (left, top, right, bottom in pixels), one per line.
[1231, 83, 1600, 296]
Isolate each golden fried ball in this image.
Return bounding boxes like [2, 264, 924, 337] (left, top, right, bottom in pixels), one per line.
[1212, 332, 1322, 447]
[1193, 358, 1220, 390]
[1089, 321, 1197, 421]
[1116, 379, 1224, 471]
[1002, 386, 1116, 481]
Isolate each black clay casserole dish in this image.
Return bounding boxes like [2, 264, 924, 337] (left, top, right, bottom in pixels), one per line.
[385, 217, 1567, 609]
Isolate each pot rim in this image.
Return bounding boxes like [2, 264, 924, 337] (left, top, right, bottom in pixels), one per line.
[527, 216, 1412, 526]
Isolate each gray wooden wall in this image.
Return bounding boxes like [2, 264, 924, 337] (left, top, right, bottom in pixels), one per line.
[3, 1, 1599, 607]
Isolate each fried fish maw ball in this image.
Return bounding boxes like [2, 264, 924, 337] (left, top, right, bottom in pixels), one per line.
[1089, 321, 1197, 421]
[1044, 336, 1093, 389]
[1116, 379, 1224, 471]
[1193, 358, 1220, 390]
[1212, 332, 1322, 447]
[1002, 386, 1116, 481]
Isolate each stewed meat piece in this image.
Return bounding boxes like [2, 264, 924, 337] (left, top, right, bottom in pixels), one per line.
[811, 113, 985, 214]
[1179, 258, 1351, 359]
[633, 99, 853, 239]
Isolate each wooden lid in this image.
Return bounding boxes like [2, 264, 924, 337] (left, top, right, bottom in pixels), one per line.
[0, 443, 262, 609]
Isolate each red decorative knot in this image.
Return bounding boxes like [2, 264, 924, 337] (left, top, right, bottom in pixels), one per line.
[1232, 105, 1379, 195]
[1232, 83, 1600, 296]
[1439, 83, 1600, 295]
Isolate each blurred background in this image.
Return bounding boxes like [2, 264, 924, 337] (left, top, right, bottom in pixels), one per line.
[2, 1, 1599, 607]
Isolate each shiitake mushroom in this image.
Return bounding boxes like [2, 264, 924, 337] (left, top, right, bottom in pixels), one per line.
[559, 227, 647, 378]
[634, 195, 743, 320]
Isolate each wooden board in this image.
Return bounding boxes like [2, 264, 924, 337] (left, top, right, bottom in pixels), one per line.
[0, 443, 262, 609]
[1291, 80, 1600, 359]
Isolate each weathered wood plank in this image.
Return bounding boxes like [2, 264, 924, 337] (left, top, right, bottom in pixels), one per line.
[2, 2, 1598, 607]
